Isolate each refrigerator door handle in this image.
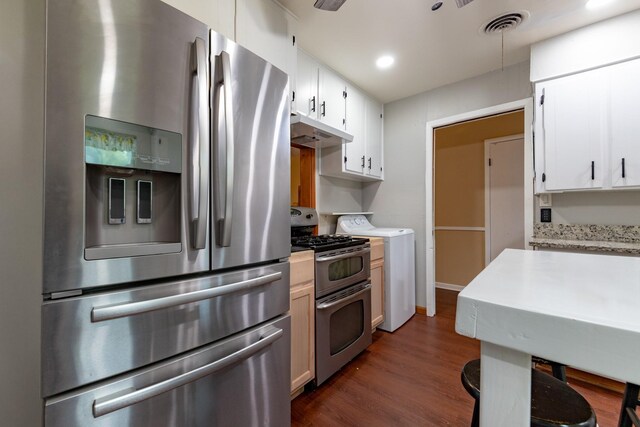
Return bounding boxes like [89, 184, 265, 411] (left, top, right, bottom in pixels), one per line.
[212, 50, 235, 247]
[91, 271, 282, 322]
[190, 37, 210, 249]
[92, 327, 284, 418]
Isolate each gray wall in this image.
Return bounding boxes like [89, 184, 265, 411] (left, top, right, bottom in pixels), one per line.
[363, 61, 532, 308]
[0, 0, 45, 424]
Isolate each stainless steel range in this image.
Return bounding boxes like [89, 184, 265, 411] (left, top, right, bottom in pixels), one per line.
[291, 207, 372, 386]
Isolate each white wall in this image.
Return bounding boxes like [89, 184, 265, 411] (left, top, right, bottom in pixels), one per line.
[161, 0, 235, 39]
[316, 175, 363, 235]
[538, 192, 640, 225]
[531, 9, 640, 82]
[0, 0, 44, 424]
[363, 61, 532, 308]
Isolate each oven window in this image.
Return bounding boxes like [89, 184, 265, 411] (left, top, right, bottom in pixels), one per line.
[328, 257, 364, 282]
[329, 300, 364, 355]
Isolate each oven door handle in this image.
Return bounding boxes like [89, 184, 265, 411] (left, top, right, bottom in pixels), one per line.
[316, 247, 370, 263]
[91, 272, 282, 322]
[92, 327, 284, 418]
[317, 284, 371, 310]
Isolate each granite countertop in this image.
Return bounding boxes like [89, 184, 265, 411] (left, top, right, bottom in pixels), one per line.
[531, 224, 640, 254]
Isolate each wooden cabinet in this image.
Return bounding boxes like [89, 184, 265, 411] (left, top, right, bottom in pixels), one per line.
[535, 69, 606, 192]
[295, 50, 319, 118]
[318, 65, 347, 131]
[344, 83, 367, 174]
[289, 250, 315, 396]
[320, 89, 384, 182]
[535, 57, 640, 193]
[365, 96, 384, 179]
[609, 59, 640, 188]
[368, 237, 385, 330]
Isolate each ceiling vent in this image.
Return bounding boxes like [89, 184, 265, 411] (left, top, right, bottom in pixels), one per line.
[482, 11, 528, 34]
[314, 0, 347, 11]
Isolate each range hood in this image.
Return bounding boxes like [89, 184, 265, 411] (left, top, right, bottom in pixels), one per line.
[290, 114, 353, 148]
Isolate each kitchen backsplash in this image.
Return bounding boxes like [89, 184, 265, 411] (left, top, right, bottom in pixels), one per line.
[534, 223, 640, 243]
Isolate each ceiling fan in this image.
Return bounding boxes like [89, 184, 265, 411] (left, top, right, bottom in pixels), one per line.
[432, 0, 475, 11]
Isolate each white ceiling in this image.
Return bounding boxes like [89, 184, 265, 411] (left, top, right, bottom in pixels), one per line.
[278, 0, 640, 103]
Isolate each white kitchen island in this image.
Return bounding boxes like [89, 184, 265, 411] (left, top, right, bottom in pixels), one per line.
[455, 248, 640, 427]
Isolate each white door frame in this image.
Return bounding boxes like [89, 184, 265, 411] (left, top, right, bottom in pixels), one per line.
[484, 134, 525, 267]
[425, 98, 534, 316]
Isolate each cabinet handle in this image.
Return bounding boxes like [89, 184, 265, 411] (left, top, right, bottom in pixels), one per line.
[321, 101, 326, 117]
[311, 96, 316, 113]
[591, 161, 595, 181]
[368, 157, 372, 169]
[361, 156, 365, 168]
[622, 158, 626, 179]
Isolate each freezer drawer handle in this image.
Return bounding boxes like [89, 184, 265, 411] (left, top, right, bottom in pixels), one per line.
[317, 284, 371, 310]
[92, 327, 284, 418]
[190, 37, 210, 249]
[91, 271, 282, 322]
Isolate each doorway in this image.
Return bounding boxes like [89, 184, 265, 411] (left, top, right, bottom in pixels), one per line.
[485, 134, 525, 264]
[425, 98, 534, 316]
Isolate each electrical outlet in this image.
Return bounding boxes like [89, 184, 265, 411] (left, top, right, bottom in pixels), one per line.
[540, 208, 552, 223]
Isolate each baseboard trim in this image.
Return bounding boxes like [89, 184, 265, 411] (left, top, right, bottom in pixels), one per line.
[416, 306, 426, 315]
[436, 282, 465, 292]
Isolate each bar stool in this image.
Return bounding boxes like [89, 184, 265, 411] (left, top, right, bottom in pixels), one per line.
[461, 359, 597, 427]
[619, 383, 640, 427]
[532, 356, 567, 383]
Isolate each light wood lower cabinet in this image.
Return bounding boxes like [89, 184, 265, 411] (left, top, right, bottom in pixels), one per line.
[368, 237, 385, 330]
[289, 250, 315, 396]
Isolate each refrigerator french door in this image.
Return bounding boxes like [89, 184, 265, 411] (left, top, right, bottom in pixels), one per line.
[44, 0, 211, 294]
[209, 32, 291, 270]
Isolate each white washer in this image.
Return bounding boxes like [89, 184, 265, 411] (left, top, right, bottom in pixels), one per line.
[336, 215, 415, 332]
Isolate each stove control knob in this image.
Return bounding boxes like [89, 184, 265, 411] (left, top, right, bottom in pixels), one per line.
[306, 214, 313, 219]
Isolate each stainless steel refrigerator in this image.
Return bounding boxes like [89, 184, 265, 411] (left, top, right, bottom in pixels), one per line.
[42, 0, 291, 425]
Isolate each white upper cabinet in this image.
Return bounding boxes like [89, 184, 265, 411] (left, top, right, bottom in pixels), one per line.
[320, 86, 384, 182]
[365, 97, 383, 179]
[536, 69, 606, 191]
[318, 65, 347, 131]
[534, 58, 640, 193]
[609, 59, 640, 188]
[344, 84, 366, 174]
[235, 0, 296, 98]
[295, 50, 319, 118]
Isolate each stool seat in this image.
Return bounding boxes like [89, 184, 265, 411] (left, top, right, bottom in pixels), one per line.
[461, 359, 597, 427]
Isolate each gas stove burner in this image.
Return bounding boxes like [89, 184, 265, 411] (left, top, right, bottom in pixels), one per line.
[292, 234, 369, 252]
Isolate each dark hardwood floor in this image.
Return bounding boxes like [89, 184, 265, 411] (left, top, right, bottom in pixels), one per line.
[291, 289, 624, 426]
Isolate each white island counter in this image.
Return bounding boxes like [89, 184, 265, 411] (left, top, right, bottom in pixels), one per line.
[455, 249, 640, 426]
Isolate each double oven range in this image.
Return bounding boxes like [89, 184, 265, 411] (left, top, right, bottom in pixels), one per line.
[291, 208, 373, 386]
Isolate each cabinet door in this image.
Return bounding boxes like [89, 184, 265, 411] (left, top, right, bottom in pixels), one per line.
[318, 66, 346, 130]
[290, 282, 314, 393]
[344, 84, 366, 174]
[365, 97, 383, 179]
[236, 0, 290, 74]
[296, 50, 319, 117]
[610, 59, 640, 188]
[540, 69, 606, 191]
[370, 261, 384, 330]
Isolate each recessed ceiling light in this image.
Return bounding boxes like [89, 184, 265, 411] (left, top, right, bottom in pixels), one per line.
[586, 0, 615, 10]
[376, 55, 395, 69]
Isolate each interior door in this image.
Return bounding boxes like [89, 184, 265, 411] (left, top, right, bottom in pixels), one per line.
[210, 32, 290, 271]
[488, 137, 525, 262]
